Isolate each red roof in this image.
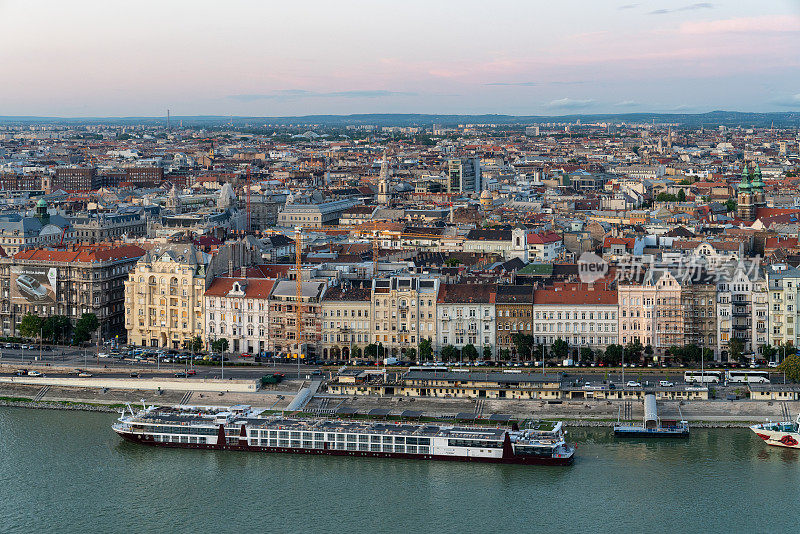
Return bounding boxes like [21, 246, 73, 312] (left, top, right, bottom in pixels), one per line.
[13, 244, 145, 263]
[527, 232, 562, 245]
[204, 277, 276, 299]
[533, 283, 617, 305]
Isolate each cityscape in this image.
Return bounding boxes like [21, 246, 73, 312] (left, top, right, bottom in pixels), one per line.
[2, 1, 800, 533]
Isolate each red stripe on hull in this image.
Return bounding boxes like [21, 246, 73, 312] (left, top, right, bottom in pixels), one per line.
[115, 432, 574, 466]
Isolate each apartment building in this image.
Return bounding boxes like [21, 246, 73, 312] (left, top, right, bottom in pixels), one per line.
[618, 269, 683, 358]
[320, 286, 371, 360]
[268, 280, 326, 358]
[436, 283, 496, 358]
[203, 275, 275, 355]
[371, 276, 439, 358]
[766, 265, 800, 349]
[533, 283, 618, 350]
[495, 285, 534, 358]
[0, 243, 145, 338]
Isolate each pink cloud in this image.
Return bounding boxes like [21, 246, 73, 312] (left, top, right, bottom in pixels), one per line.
[679, 15, 800, 34]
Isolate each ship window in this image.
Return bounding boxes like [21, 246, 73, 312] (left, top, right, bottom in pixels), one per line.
[370, 444, 381, 452]
[383, 436, 392, 443]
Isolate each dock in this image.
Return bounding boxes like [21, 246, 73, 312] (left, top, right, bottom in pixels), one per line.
[614, 394, 689, 438]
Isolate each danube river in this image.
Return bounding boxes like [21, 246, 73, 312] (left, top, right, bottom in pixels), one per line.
[1, 407, 798, 533]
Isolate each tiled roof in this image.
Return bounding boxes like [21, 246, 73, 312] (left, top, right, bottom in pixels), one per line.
[437, 283, 496, 304]
[13, 244, 145, 263]
[533, 283, 617, 305]
[527, 232, 562, 245]
[204, 277, 276, 299]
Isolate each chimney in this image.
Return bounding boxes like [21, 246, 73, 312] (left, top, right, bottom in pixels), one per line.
[242, 266, 247, 279]
[228, 259, 234, 275]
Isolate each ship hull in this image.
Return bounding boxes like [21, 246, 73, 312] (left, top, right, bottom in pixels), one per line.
[114, 430, 574, 466]
[750, 425, 800, 449]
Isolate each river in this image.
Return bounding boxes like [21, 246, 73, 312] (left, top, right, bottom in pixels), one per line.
[0, 407, 797, 533]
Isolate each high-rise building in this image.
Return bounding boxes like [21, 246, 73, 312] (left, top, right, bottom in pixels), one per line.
[447, 158, 481, 194]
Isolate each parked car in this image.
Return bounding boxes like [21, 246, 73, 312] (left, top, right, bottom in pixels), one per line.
[768, 361, 779, 368]
[659, 380, 674, 387]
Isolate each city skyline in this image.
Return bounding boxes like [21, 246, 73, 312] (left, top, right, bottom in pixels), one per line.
[1, 0, 799, 117]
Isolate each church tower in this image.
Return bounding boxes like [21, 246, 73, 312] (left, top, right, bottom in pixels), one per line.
[736, 163, 754, 221]
[750, 163, 766, 215]
[377, 151, 390, 205]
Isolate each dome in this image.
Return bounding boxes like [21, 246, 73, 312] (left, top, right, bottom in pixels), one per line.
[738, 164, 751, 191]
[480, 189, 491, 199]
[36, 198, 47, 208]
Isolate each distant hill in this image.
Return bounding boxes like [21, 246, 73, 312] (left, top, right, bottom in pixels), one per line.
[0, 111, 798, 128]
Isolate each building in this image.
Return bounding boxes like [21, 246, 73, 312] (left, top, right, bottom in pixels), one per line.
[0, 200, 72, 256]
[268, 280, 326, 358]
[0, 243, 145, 339]
[436, 283, 496, 358]
[69, 212, 147, 244]
[527, 232, 564, 262]
[495, 285, 534, 359]
[54, 167, 98, 191]
[277, 199, 359, 228]
[737, 163, 766, 222]
[125, 166, 164, 186]
[766, 264, 800, 350]
[618, 269, 683, 358]
[532, 283, 618, 351]
[321, 285, 372, 361]
[203, 275, 276, 355]
[447, 158, 481, 194]
[372, 276, 439, 358]
[124, 244, 211, 349]
[463, 228, 528, 260]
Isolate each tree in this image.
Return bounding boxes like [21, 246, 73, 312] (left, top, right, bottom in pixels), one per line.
[73, 313, 99, 345]
[462, 344, 479, 361]
[444, 258, 461, 267]
[551, 338, 569, 361]
[725, 198, 737, 213]
[211, 338, 229, 353]
[778, 354, 800, 382]
[645, 345, 654, 359]
[760, 344, 777, 363]
[18, 313, 42, 340]
[511, 333, 534, 360]
[728, 337, 746, 363]
[625, 340, 644, 363]
[604, 344, 623, 366]
[499, 348, 510, 361]
[405, 347, 417, 361]
[418, 338, 433, 361]
[186, 335, 203, 353]
[42, 316, 71, 344]
[364, 343, 378, 359]
[440, 344, 458, 362]
[656, 192, 677, 202]
[677, 189, 686, 202]
[483, 345, 493, 361]
[351, 346, 362, 359]
[579, 347, 594, 365]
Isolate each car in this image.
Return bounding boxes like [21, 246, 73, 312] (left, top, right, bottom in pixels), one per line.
[659, 380, 674, 387]
[27, 370, 43, 377]
[77, 372, 92, 378]
[174, 372, 188, 378]
[768, 361, 779, 368]
[14, 369, 28, 376]
[240, 353, 252, 358]
[16, 274, 50, 302]
[129, 372, 141, 378]
[98, 352, 109, 358]
[626, 381, 642, 388]
[186, 369, 197, 376]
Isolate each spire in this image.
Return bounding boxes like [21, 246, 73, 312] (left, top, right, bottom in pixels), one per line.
[750, 163, 765, 190]
[738, 163, 751, 191]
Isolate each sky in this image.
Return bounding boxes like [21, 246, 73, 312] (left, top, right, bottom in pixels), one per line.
[1, 0, 799, 117]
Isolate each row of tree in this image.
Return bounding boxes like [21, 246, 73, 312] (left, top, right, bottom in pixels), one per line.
[18, 313, 98, 345]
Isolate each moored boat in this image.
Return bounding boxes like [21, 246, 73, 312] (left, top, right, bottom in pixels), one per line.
[113, 404, 575, 466]
[750, 414, 800, 449]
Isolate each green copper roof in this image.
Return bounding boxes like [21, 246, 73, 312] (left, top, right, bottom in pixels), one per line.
[750, 163, 765, 189]
[738, 164, 751, 191]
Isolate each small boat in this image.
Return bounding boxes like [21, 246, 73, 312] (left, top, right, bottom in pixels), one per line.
[750, 414, 800, 449]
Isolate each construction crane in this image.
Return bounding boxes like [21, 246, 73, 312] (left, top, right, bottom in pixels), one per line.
[373, 230, 379, 278]
[246, 166, 252, 233]
[295, 226, 304, 361]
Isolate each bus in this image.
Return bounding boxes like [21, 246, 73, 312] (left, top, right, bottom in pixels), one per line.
[684, 370, 722, 384]
[726, 370, 770, 384]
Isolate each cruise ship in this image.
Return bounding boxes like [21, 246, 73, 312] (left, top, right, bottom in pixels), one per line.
[113, 404, 575, 466]
[750, 414, 800, 449]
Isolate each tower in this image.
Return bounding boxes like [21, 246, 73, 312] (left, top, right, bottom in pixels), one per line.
[736, 163, 754, 221]
[750, 163, 766, 214]
[377, 151, 390, 205]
